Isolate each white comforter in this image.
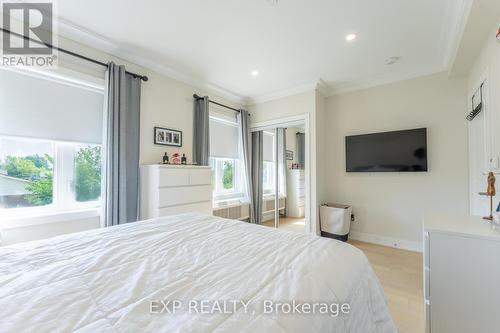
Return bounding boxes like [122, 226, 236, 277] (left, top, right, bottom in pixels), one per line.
[0, 214, 395, 332]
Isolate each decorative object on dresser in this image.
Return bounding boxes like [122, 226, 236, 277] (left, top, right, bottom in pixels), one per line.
[154, 126, 182, 147]
[423, 215, 500, 333]
[162, 152, 169, 164]
[171, 152, 181, 164]
[286, 168, 305, 218]
[479, 171, 496, 220]
[140, 164, 212, 219]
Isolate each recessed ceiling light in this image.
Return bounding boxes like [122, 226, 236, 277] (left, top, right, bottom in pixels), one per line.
[251, 70, 259, 77]
[345, 33, 357, 41]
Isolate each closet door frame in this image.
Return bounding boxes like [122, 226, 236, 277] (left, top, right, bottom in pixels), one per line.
[250, 113, 312, 233]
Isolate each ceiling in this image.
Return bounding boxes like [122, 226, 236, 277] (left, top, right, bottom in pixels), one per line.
[52, 0, 469, 103]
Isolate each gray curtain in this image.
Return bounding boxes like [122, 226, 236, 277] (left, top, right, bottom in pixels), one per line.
[193, 96, 210, 166]
[277, 128, 287, 197]
[296, 132, 305, 169]
[251, 131, 263, 224]
[103, 62, 142, 227]
[237, 110, 254, 221]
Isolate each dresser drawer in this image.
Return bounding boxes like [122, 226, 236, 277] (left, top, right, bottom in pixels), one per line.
[159, 168, 190, 187]
[159, 185, 212, 207]
[189, 168, 212, 185]
[158, 201, 212, 216]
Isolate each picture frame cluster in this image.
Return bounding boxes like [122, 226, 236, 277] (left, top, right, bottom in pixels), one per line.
[154, 127, 182, 147]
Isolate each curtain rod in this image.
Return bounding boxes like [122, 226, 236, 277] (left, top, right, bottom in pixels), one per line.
[1, 28, 148, 81]
[193, 94, 246, 114]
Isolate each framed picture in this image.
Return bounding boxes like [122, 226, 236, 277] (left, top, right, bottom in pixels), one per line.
[154, 127, 182, 147]
[286, 150, 294, 160]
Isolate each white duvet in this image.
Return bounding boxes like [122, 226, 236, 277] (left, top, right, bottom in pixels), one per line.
[0, 213, 395, 332]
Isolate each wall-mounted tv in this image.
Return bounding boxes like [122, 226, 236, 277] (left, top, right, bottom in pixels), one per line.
[345, 128, 427, 172]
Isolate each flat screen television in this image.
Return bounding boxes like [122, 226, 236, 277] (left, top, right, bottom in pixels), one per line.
[345, 128, 427, 172]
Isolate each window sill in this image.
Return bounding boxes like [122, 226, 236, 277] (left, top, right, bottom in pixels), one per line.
[0, 208, 101, 229]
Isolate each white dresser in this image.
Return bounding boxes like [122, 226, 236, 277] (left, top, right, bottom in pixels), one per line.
[286, 169, 305, 218]
[140, 165, 212, 219]
[423, 215, 500, 333]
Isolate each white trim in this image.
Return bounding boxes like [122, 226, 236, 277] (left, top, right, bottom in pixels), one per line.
[246, 81, 319, 106]
[443, 0, 474, 71]
[0, 208, 100, 229]
[250, 113, 312, 234]
[327, 67, 446, 96]
[349, 231, 422, 253]
[56, 18, 245, 104]
[247, 67, 447, 102]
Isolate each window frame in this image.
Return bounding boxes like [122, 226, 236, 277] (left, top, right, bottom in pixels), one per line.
[0, 135, 102, 219]
[210, 156, 245, 202]
[262, 160, 276, 195]
[209, 113, 246, 204]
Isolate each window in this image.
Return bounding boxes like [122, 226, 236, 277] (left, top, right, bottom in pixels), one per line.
[210, 157, 241, 199]
[0, 136, 102, 212]
[262, 161, 275, 194]
[0, 137, 54, 209]
[263, 131, 276, 195]
[0, 67, 105, 217]
[209, 113, 244, 202]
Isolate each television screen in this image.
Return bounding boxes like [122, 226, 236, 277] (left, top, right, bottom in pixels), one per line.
[345, 128, 427, 172]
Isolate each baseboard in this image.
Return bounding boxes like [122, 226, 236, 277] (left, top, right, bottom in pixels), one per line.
[349, 231, 423, 253]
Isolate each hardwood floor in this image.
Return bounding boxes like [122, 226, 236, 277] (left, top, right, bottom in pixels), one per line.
[348, 240, 424, 333]
[261, 217, 306, 232]
[259, 220, 424, 332]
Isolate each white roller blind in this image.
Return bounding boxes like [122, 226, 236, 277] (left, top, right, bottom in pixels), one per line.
[209, 118, 239, 159]
[0, 69, 104, 143]
[263, 132, 274, 162]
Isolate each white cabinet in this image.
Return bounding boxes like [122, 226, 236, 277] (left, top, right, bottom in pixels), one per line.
[140, 165, 212, 219]
[286, 169, 305, 218]
[423, 215, 500, 333]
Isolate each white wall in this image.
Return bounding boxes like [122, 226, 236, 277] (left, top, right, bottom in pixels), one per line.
[467, 17, 500, 215]
[324, 73, 469, 249]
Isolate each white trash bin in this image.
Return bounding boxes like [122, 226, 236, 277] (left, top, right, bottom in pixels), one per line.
[319, 204, 352, 241]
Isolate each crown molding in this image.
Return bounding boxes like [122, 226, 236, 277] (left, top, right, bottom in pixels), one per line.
[315, 79, 331, 97]
[245, 81, 319, 106]
[56, 18, 246, 105]
[440, 0, 474, 71]
[325, 66, 446, 96]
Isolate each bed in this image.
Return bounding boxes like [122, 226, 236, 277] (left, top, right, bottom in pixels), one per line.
[0, 213, 395, 332]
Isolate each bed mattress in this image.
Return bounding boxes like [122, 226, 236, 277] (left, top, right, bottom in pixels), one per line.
[0, 213, 395, 332]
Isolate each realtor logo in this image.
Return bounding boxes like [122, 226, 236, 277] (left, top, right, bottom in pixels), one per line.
[1, 1, 57, 67]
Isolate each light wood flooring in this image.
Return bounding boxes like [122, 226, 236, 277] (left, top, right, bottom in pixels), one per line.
[348, 240, 424, 333]
[260, 219, 424, 332]
[261, 217, 306, 232]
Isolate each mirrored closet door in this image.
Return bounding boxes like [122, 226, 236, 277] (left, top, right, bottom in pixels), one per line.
[255, 123, 306, 233]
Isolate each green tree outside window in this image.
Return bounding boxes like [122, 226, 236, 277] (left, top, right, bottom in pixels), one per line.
[222, 160, 234, 190]
[74, 146, 101, 202]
